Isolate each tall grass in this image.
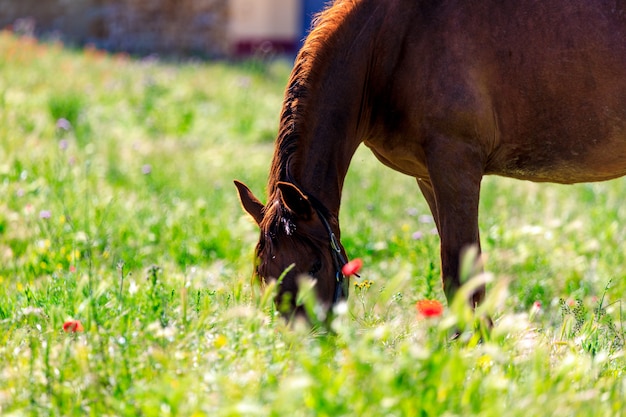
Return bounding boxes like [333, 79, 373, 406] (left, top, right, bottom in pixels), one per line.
[0, 31, 624, 416]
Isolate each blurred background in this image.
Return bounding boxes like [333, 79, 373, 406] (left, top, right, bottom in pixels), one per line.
[0, 0, 327, 57]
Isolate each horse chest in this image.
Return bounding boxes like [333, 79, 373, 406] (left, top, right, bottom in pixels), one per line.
[363, 137, 430, 179]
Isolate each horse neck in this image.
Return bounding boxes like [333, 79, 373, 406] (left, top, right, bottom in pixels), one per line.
[268, 0, 388, 218]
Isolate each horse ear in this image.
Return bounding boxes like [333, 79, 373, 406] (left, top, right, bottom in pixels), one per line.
[276, 181, 313, 219]
[234, 180, 264, 225]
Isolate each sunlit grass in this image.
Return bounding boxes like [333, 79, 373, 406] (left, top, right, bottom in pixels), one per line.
[0, 31, 625, 416]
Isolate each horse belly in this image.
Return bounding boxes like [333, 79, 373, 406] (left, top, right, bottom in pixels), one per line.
[486, 58, 626, 183]
[364, 134, 431, 179]
[487, 132, 626, 184]
[472, 1, 626, 183]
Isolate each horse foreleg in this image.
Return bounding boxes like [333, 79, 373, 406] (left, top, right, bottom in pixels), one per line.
[417, 178, 440, 232]
[424, 139, 485, 307]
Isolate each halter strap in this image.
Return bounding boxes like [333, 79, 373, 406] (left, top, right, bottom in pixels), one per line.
[314, 207, 350, 304]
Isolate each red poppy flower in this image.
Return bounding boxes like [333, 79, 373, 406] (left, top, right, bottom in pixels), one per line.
[341, 258, 363, 276]
[416, 299, 444, 318]
[63, 320, 84, 333]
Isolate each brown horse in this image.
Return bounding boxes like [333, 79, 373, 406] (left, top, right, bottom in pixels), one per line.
[235, 0, 626, 315]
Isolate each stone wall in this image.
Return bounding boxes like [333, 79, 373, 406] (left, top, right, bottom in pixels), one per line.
[0, 0, 229, 56]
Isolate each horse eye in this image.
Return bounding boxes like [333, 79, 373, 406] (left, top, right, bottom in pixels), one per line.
[309, 260, 322, 276]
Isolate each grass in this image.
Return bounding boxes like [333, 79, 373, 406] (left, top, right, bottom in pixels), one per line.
[0, 31, 625, 416]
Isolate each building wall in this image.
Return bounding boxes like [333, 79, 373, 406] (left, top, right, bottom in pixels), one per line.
[0, 0, 328, 56]
[0, 0, 229, 56]
[229, 0, 301, 54]
[0, 0, 95, 41]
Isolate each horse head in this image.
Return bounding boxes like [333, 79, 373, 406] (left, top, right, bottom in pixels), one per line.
[234, 180, 349, 317]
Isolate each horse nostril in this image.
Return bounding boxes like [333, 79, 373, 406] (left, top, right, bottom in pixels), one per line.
[309, 260, 322, 276]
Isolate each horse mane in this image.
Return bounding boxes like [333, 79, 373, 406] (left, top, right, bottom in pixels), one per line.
[268, 0, 362, 195]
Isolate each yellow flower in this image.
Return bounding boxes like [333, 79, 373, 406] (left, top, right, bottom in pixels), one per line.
[477, 354, 493, 372]
[214, 334, 227, 349]
[354, 280, 374, 290]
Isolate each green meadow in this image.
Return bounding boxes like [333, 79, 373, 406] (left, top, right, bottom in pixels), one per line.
[0, 32, 625, 416]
